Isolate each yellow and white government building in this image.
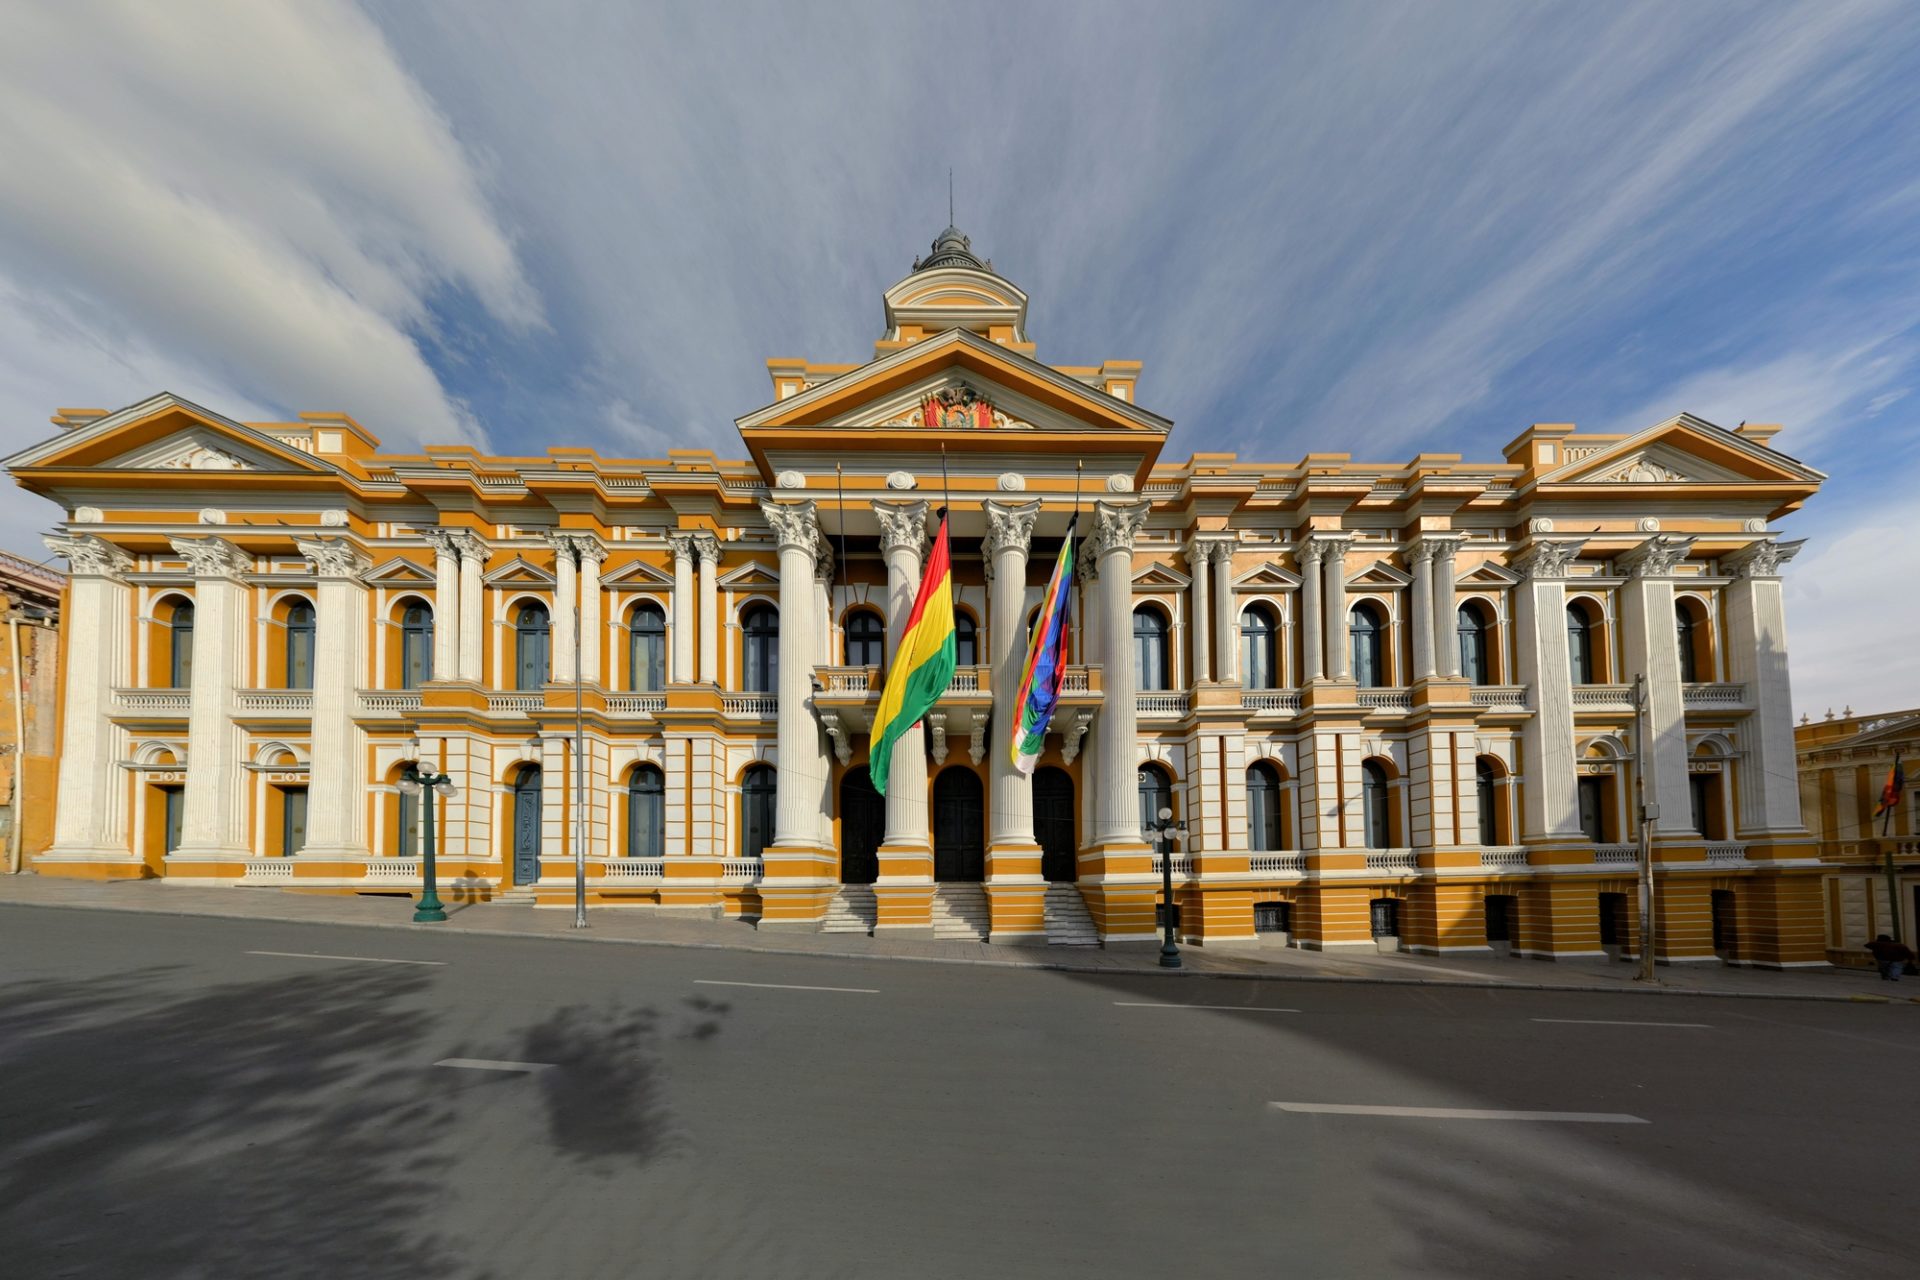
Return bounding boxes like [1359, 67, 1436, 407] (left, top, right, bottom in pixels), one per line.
[9, 226, 1832, 961]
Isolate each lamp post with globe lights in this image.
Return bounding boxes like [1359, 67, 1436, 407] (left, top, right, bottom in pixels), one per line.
[1146, 805, 1188, 969]
[395, 734, 456, 924]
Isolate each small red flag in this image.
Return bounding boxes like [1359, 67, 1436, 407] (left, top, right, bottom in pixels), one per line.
[1876, 753, 1905, 818]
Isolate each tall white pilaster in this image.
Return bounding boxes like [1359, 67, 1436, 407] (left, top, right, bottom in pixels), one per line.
[1186, 539, 1212, 684]
[42, 535, 133, 858]
[760, 500, 824, 850]
[1431, 534, 1463, 679]
[874, 500, 932, 853]
[1299, 539, 1324, 681]
[694, 531, 721, 685]
[550, 539, 577, 682]
[1513, 539, 1587, 841]
[1619, 535, 1697, 840]
[1092, 499, 1149, 845]
[1075, 553, 1102, 842]
[451, 530, 487, 683]
[425, 530, 459, 681]
[1210, 541, 1239, 684]
[170, 536, 252, 857]
[1320, 535, 1355, 681]
[295, 536, 371, 857]
[577, 536, 604, 685]
[985, 499, 1041, 852]
[1724, 539, 1805, 835]
[1408, 539, 1436, 680]
[667, 532, 696, 683]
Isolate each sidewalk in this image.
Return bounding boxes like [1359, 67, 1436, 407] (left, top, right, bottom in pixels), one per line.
[2, 873, 1912, 1004]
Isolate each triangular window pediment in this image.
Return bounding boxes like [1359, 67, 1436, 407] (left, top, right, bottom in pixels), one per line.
[1457, 562, 1520, 588]
[719, 561, 780, 589]
[106, 425, 288, 473]
[483, 557, 555, 587]
[5, 394, 339, 475]
[365, 558, 436, 584]
[1346, 560, 1412, 589]
[1132, 561, 1191, 590]
[601, 559, 674, 588]
[1549, 417, 1825, 486]
[1232, 561, 1302, 591]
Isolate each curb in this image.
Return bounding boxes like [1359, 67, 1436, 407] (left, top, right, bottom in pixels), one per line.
[1, 895, 1911, 1006]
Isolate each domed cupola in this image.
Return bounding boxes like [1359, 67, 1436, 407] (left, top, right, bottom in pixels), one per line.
[913, 224, 990, 273]
[883, 226, 1030, 356]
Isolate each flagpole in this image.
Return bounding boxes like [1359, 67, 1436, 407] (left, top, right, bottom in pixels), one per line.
[1885, 752, 1903, 946]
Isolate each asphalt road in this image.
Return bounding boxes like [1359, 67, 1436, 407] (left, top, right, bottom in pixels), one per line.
[1, 904, 1913, 1280]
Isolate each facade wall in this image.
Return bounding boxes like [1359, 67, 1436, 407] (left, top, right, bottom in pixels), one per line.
[1796, 708, 1920, 967]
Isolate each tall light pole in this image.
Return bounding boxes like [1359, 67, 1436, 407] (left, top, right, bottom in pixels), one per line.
[1147, 805, 1189, 969]
[1632, 673, 1658, 983]
[396, 734, 456, 924]
[561, 539, 589, 931]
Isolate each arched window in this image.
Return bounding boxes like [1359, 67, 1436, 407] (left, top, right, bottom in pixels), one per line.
[1242, 605, 1278, 690]
[168, 600, 195, 687]
[1133, 607, 1169, 691]
[1457, 602, 1491, 686]
[514, 602, 551, 690]
[741, 764, 777, 859]
[954, 611, 979, 667]
[846, 609, 886, 669]
[1476, 757, 1499, 846]
[284, 600, 315, 690]
[400, 604, 433, 689]
[1349, 602, 1385, 688]
[742, 605, 779, 693]
[1247, 761, 1285, 851]
[629, 602, 666, 691]
[1567, 602, 1596, 685]
[1137, 764, 1173, 836]
[1675, 599, 1708, 684]
[1361, 760, 1391, 849]
[628, 765, 665, 857]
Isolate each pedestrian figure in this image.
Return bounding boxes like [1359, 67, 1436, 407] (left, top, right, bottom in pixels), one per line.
[1866, 934, 1914, 981]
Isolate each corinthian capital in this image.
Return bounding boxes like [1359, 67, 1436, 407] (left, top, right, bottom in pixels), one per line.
[759, 499, 820, 557]
[1406, 532, 1463, 565]
[872, 500, 930, 557]
[43, 533, 132, 580]
[433, 527, 489, 564]
[1087, 499, 1148, 560]
[294, 535, 370, 581]
[690, 531, 723, 566]
[667, 531, 697, 563]
[1723, 537, 1801, 580]
[549, 531, 608, 566]
[1512, 537, 1588, 581]
[169, 535, 251, 580]
[1617, 534, 1696, 580]
[983, 499, 1041, 559]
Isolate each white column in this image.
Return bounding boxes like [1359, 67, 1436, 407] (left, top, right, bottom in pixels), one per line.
[1321, 535, 1355, 681]
[550, 538, 576, 683]
[1724, 540, 1805, 835]
[1186, 539, 1212, 684]
[578, 537, 604, 686]
[813, 540, 835, 846]
[295, 537, 370, 856]
[1431, 535, 1463, 678]
[426, 530, 459, 682]
[42, 535, 133, 857]
[1299, 540, 1324, 681]
[170, 536, 252, 857]
[1092, 499, 1149, 845]
[874, 500, 932, 852]
[668, 532, 696, 684]
[1513, 539, 1587, 840]
[760, 500, 823, 849]
[695, 532, 721, 685]
[453, 530, 486, 683]
[1408, 539, 1435, 680]
[1211, 542, 1239, 684]
[985, 499, 1041, 851]
[1076, 553, 1102, 841]
[1619, 535, 1696, 840]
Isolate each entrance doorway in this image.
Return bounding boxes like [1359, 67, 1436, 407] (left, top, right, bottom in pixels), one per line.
[1711, 889, 1738, 960]
[839, 766, 882, 884]
[1034, 766, 1076, 882]
[511, 764, 542, 885]
[933, 767, 984, 882]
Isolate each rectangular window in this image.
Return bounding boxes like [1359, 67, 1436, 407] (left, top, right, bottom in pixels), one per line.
[162, 786, 185, 855]
[1689, 773, 1713, 838]
[1577, 776, 1607, 843]
[282, 787, 308, 856]
[1253, 901, 1291, 934]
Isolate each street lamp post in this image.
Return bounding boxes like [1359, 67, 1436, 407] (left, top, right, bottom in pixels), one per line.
[396, 734, 456, 924]
[1147, 805, 1188, 969]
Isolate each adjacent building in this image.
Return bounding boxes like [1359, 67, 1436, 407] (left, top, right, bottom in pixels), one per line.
[0, 551, 62, 873]
[1797, 707, 1920, 966]
[7, 226, 1829, 961]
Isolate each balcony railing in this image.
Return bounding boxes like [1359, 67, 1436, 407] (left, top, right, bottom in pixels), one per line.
[364, 858, 419, 880]
[358, 690, 423, 714]
[235, 689, 312, 714]
[604, 857, 665, 879]
[816, 666, 875, 695]
[1364, 849, 1419, 872]
[1250, 852, 1307, 874]
[1573, 685, 1635, 712]
[1242, 690, 1303, 713]
[1137, 692, 1191, 717]
[1594, 844, 1639, 865]
[721, 857, 764, 881]
[1061, 667, 1095, 695]
[1358, 688, 1413, 712]
[721, 693, 778, 718]
[1469, 686, 1530, 710]
[112, 688, 190, 715]
[1704, 843, 1749, 864]
[487, 693, 545, 714]
[1479, 846, 1530, 869]
[1684, 683, 1747, 709]
[606, 694, 666, 716]
[1149, 853, 1195, 876]
[237, 859, 295, 881]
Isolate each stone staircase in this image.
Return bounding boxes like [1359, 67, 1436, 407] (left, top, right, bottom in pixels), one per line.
[1044, 884, 1100, 946]
[492, 886, 538, 906]
[931, 884, 991, 942]
[820, 885, 878, 935]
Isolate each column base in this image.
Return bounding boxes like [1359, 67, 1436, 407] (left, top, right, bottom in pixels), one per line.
[984, 880, 1047, 942]
[985, 840, 1043, 881]
[873, 877, 934, 932]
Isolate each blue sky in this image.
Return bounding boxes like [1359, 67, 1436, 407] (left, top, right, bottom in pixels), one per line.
[2, 0, 1917, 716]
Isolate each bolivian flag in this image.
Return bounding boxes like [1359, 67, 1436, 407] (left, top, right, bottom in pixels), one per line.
[1876, 753, 1905, 818]
[869, 514, 957, 795]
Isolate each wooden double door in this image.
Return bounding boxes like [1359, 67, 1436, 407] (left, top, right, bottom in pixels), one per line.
[933, 768, 984, 882]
